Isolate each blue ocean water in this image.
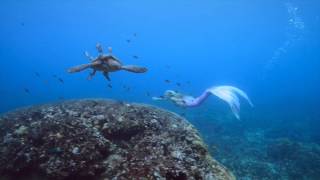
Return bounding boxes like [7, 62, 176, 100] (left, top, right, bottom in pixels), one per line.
[1, 0, 320, 179]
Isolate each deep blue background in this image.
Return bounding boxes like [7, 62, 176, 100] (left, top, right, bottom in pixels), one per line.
[0, 0, 319, 130]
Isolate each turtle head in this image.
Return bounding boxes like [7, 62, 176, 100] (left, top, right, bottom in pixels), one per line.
[96, 43, 103, 53]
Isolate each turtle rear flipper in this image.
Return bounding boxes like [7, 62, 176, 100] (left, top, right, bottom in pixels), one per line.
[121, 65, 148, 73]
[103, 72, 111, 81]
[68, 64, 92, 73]
[87, 70, 97, 80]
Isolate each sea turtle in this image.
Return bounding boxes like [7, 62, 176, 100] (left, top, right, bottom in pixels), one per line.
[68, 43, 148, 81]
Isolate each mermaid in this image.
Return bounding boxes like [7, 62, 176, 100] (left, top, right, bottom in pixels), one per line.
[152, 86, 253, 120]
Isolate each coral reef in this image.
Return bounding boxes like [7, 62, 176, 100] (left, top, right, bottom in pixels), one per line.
[267, 138, 320, 180]
[0, 99, 235, 180]
[204, 127, 320, 180]
[190, 115, 320, 180]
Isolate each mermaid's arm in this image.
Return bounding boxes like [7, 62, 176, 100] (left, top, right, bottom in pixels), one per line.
[152, 97, 164, 101]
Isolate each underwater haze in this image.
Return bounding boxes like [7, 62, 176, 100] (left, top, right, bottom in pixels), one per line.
[1, 0, 320, 179]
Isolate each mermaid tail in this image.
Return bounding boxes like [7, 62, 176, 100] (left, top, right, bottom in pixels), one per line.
[208, 86, 253, 119]
[183, 86, 253, 119]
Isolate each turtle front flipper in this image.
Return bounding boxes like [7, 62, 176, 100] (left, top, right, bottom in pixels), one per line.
[68, 64, 92, 73]
[121, 65, 148, 73]
[103, 72, 111, 81]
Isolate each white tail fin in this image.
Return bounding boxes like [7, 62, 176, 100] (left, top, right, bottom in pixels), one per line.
[208, 86, 253, 120]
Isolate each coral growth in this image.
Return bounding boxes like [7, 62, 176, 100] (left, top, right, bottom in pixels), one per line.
[191, 115, 320, 180]
[0, 99, 235, 180]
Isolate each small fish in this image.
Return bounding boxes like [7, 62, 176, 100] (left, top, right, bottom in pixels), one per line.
[132, 55, 139, 59]
[107, 84, 112, 89]
[165, 80, 171, 83]
[126, 39, 131, 43]
[165, 65, 171, 69]
[20, 22, 25, 26]
[146, 92, 151, 97]
[58, 78, 64, 84]
[176, 83, 181, 87]
[58, 96, 65, 100]
[180, 113, 186, 117]
[43, 80, 49, 85]
[53, 74, 58, 78]
[159, 95, 164, 99]
[24, 88, 30, 94]
[34, 72, 40, 78]
[133, 33, 137, 37]
[186, 81, 191, 84]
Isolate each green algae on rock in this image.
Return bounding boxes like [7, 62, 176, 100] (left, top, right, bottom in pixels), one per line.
[0, 99, 235, 180]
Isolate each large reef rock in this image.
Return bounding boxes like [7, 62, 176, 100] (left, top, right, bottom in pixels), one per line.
[0, 99, 235, 180]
